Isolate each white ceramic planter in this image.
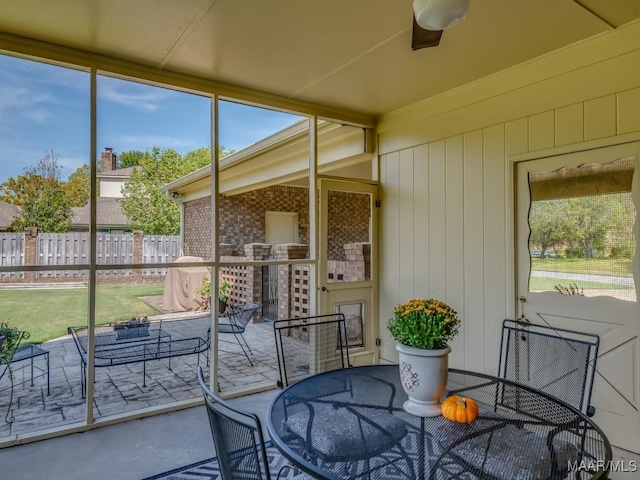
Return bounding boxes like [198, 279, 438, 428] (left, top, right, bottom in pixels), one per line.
[396, 343, 451, 417]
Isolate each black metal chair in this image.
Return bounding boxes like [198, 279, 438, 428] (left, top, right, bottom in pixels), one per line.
[218, 302, 261, 366]
[272, 315, 413, 479]
[0, 329, 29, 423]
[196, 366, 307, 480]
[498, 318, 600, 416]
[273, 313, 350, 388]
[496, 319, 602, 479]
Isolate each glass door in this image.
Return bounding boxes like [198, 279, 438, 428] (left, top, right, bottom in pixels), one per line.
[318, 178, 379, 365]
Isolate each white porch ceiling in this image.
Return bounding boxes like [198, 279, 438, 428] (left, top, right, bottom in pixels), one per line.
[0, 0, 638, 117]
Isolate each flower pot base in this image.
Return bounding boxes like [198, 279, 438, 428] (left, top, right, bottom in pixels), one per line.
[403, 399, 442, 417]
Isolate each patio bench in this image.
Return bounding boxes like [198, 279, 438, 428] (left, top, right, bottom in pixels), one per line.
[68, 315, 211, 398]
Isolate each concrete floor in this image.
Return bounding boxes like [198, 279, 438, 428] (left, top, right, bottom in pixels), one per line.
[0, 389, 279, 480]
[1, 387, 639, 480]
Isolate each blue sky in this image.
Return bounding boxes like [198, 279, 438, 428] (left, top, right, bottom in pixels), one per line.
[0, 53, 301, 182]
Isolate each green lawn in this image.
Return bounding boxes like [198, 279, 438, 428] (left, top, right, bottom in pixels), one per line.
[531, 258, 633, 277]
[529, 277, 632, 291]
[0, 283, 164, 344]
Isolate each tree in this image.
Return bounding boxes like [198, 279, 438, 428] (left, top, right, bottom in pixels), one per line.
[564, 196, 613, 258]
[119, 147, 211, 234]
[63, 164, 90, 207]
[119, 150, 146, 168]
[12, 182, 71, 232]
[1, 149, 73, 232]
[0, 149, 61, 205]
[0, 174, 51, 205]
[26, 149, 63, 181]
[529, 200, 565, 257]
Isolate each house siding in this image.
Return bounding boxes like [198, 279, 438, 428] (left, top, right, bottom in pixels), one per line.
[183, 185, 369, 261]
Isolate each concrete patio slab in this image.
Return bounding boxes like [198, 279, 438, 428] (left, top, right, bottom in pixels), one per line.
[0, 313, 279, 441]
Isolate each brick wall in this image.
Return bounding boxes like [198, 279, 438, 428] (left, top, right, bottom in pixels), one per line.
[183, 196, 212, 259]
[327, 190, 370, 260]
[183, 186, 370, 261]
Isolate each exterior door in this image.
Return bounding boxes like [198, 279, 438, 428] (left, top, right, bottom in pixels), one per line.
[516, 142, 640, 452]
[265, 211, 298, 247]
[319, 177, 379, 366]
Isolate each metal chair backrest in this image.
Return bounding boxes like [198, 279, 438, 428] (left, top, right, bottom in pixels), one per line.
[498, 319, 599, 416]
[226, 303, 261, 332]
[197, 366, 271, 480]
[0, 329, 28, 372]
[273, 313, 350, 388]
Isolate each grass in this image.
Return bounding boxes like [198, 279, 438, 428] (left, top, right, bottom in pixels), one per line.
[529, 277, 632, 291]
[0, 283, 164, 345]
[531, 258, 633, 277]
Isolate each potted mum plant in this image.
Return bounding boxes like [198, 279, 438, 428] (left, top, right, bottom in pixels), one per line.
[387, 298, 461, 417]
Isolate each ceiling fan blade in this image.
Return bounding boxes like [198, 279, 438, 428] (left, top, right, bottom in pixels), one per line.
[412, 16, 443, 50]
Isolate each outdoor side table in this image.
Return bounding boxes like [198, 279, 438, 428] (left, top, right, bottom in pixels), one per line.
[268, 365, 612, 480]
[11, 344, 50, 395]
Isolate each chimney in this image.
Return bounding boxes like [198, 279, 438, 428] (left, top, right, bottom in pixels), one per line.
[100, 147, 118, 172]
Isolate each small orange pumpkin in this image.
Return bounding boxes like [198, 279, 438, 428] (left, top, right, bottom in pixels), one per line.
[441, 395, 479, 423]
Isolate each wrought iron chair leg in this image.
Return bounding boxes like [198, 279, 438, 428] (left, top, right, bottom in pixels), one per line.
[231, 331, 254, 366]
[4, 365, 15, 423]
[81, 362, 86, 399]
[239, 332, 253, 355]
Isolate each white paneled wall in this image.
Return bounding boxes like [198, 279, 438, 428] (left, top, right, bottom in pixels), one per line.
[378, 36, 640, 371]
[380, 127, 508, 371]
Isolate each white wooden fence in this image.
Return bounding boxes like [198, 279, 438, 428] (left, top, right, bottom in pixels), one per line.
[143, 235, 182, 275]
[0, 232, 181, 279]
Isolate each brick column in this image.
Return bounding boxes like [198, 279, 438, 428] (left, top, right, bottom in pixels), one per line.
[132, 230, 143, 283]
[243, 243, 272, 322]
[275, 243, 308, 321]
[219, 243, 234, 257]
[24, 227, 38, 282]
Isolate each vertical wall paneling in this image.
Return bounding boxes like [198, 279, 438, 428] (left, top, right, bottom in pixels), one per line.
[462, 130, 485, 367]
[380, 152, 400, 359]
[377, 35, 640, 368]
[445, 136, 465, 368]
[529, 111, 555, 151]
[617, 87, 640, 134]
[585, 95, 616, 140]
[428, 140, 446, 299]
[413, 145, 430, 296]
[482, 125, 507, 372]
[505, 118, 529, 156]
[555, 103, 584, 147]
[398, 149, 415, 299]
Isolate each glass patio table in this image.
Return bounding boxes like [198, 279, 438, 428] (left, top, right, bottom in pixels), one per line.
[267, 365, 612, 480]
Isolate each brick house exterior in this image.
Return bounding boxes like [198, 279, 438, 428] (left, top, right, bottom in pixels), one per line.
[183, 185, 370, 261]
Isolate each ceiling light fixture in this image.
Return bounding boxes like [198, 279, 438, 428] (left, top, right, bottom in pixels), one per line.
[413, 0, 470, 31]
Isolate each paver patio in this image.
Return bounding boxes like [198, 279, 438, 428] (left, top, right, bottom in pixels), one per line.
[0, 312, 279, 440]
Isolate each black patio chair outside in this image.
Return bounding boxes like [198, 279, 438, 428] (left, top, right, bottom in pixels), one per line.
[196, 366, 305, 480]
[0, 329, 29, 423]
[273, 313, 350, 388]
[218, 302, 261, 366]
[498, 319, 600, 416]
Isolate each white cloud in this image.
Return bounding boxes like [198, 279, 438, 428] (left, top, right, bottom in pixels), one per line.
[0, 85, 52, 124]
[98, 78, 170, 112]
